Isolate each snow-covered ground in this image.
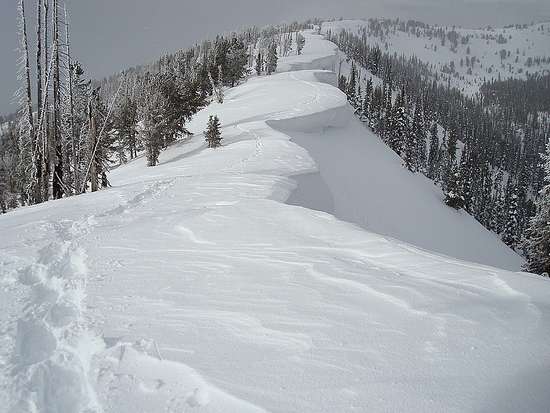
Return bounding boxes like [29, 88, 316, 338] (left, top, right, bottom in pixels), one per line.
[323, 20, 550, 95]
[1, 31, 550, 413]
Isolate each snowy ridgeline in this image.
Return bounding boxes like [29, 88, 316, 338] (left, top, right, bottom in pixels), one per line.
[1, 30, 550, 412]
[323, 19, 550, 95]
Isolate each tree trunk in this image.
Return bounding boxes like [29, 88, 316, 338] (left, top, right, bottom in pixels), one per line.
[88, 98, 98, 193]
[44, 0, 53, 200]
[19, 0, 37, 204]
[52, 0, 63, 199]
[65, 5, 75, 196]
[20, 0, 34, 139]
[35, 0, 43, 202]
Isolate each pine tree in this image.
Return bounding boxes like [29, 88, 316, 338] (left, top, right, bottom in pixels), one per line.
[405, 100, 426, 173]
[524, 142, 550, 275]
[225, 38, 248, 87]
[296, 33, 305, 55]
[266, 42, 278, 75]
[369, 85, 383, 131]
[443, 125, 458, 190]
[338, 75, 347, 93]
[114, 92, 139, 160]
[346, 63, 357, 106]
[205, 115, 222, 148]
[414, 103, 427, 172]
[208, 66, 224, 104]
[85, 88, 115, 189]
[445, 164, 465, 209]
[388, 88, 407, 155]
[0, 164, 7, 213]
[139, 75, 165, 167]
[255, 51, 263, 75]
[502, 184, 520, 248]
[361, 78, 373, 122]
[493, 168, 505, 233]
[427, 123, 440, 180]
[458, 145, 473, 212]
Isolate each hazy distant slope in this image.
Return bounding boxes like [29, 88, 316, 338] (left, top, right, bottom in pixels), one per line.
[323, 19, 550, 95]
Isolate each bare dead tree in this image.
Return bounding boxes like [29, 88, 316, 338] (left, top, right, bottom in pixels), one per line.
[52, 0, 63, 199]
[17, 0, 36, 203]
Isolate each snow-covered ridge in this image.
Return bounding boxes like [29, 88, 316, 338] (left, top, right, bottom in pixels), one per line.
[1, 30, 549, 412]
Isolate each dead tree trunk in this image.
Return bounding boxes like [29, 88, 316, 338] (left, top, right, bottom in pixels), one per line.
[88, 95, 98, 193]
[35, 0, 44, 202]
[44, 0, 53, 200]
[18, 0, 36, 203]
[52, 0, 64, 199]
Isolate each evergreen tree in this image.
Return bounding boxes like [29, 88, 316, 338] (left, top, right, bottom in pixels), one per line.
[225, 38, 249, 87]
[346, 63, 357, 106]
[502, 184, 520, 248]
[205, 115, 222, 148]
[338, 75, 347, 93]
[114, 93, 139, 161]
[296, 33, 305, 55]
[458, 146, 473, 212]
[493, 168, 506, 233]
[369, 85, 383, 131]
[445, 164, 465, 209]
[443, 125, 458, 190]
[266, 42, 278, 75]
[388, 88, 407, 155]
[524, 142, 550, 275]
[139, 75, 165, 167]
[361, 78, 373, 121]
[255, 51, 263, 75]
[427, 123, 440, 181]
[85, 88, 115, 190]
[415, 109, 427, 173]
[405, 100, 426, 173]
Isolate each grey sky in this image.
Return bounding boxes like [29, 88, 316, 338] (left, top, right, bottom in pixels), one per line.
[1, 0, 549, 115]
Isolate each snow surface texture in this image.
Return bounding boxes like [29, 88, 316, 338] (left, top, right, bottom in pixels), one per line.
[323, 20, 550, 95]
[1, 30, 550, 413]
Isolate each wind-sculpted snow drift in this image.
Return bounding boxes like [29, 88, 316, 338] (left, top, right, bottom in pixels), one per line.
[1, 31, 550, 413]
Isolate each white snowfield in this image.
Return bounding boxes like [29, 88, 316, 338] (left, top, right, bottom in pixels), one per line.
[1, 31, 550, 413]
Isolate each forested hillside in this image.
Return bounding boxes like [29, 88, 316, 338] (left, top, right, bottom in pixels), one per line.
[324, 19, 550, 273]
[0, 0, 314, 212]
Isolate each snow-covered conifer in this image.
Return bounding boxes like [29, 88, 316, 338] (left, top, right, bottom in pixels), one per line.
[445, 164, 465, 209]
[266, 42, 278, 75]
[524, 142, 550, 275]
[205, 115, 222, 148]
[296, 33, 306, 55]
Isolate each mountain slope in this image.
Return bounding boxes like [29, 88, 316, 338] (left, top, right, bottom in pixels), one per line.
[275, 103, 522, 270]
[1, 30, 549, 413]
[323, 19, 550, 95]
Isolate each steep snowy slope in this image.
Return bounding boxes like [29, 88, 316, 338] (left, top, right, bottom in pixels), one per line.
[1, 31, 550, 413]
[277, 107, 522, 270]
[323, 19, 550, 95]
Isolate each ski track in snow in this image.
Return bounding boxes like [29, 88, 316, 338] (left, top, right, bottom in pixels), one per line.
[1, 30, 550, 413]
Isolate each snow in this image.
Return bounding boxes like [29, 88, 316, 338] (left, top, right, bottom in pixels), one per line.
[323, 20, 550, 95]
[1, 30, 550, 413]
[277, 105, 522, 270]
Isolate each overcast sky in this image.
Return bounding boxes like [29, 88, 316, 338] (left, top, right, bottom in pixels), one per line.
[1, 0, 549, 115]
